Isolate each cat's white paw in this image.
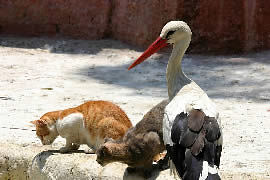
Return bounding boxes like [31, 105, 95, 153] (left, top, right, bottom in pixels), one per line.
[59, 147, 71, 153]
[84, 148, 95, 154]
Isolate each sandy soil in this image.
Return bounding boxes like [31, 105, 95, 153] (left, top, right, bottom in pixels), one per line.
[0, 36, 270, 179]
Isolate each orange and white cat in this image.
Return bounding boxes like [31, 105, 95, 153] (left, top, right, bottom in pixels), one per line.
[31, 100, 132, 153]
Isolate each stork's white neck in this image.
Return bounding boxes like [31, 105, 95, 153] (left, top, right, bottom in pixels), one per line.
[167, 36, 192, 100]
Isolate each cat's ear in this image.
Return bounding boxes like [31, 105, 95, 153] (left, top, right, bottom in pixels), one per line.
[27, 120, 37, 128]
[30, 120, 45, 126]
[29, 120, 38, 125]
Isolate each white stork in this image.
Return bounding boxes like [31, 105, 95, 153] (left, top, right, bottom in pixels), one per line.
[128, 21, 223, 180]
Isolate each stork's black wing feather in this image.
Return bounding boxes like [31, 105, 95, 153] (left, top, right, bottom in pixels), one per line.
[182, 150, 203, 180]
[168, 109, 222, 179]
[183, 148, 221, 180]
[190, 129, 205, 156]
[204, 117, 221, 142]
[188, 110, 205, 132]
[180, 128, 198, 148]
[171, 113, 187, 144]
[215, 145, 222, 168]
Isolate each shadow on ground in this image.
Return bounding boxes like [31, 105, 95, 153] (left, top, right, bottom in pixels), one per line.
[1, 36, 269, 102]
[75, 51, 270, 102]
[0, 36, 140, 55]
[122, 164, 162, 180]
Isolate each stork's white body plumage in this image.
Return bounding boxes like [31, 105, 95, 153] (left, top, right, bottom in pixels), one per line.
[163, 81, 222, 146]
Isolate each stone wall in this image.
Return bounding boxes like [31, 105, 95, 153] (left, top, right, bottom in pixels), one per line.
[0, 0, 111, 39]
[0, 0, 269, 53]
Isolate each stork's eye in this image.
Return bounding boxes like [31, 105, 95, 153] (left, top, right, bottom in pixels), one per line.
[166, 30, 175, 39]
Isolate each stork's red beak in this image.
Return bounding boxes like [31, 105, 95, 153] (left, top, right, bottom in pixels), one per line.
[128, 37, 168, 70]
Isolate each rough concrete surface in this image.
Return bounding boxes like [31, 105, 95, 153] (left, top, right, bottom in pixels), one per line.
[0, 37, 270, 179]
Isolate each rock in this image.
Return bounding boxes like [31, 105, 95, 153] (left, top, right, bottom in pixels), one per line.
[30, 150, 102, 180]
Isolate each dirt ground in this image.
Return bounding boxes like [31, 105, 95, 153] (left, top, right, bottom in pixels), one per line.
[0, 36, 270, 179]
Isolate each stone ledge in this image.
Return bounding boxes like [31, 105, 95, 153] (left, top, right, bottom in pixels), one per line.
[0, 143, 179, 180]
[0, 143, 269, 180]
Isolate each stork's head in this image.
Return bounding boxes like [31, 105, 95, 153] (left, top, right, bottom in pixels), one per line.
[128, 21, 192, 70]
